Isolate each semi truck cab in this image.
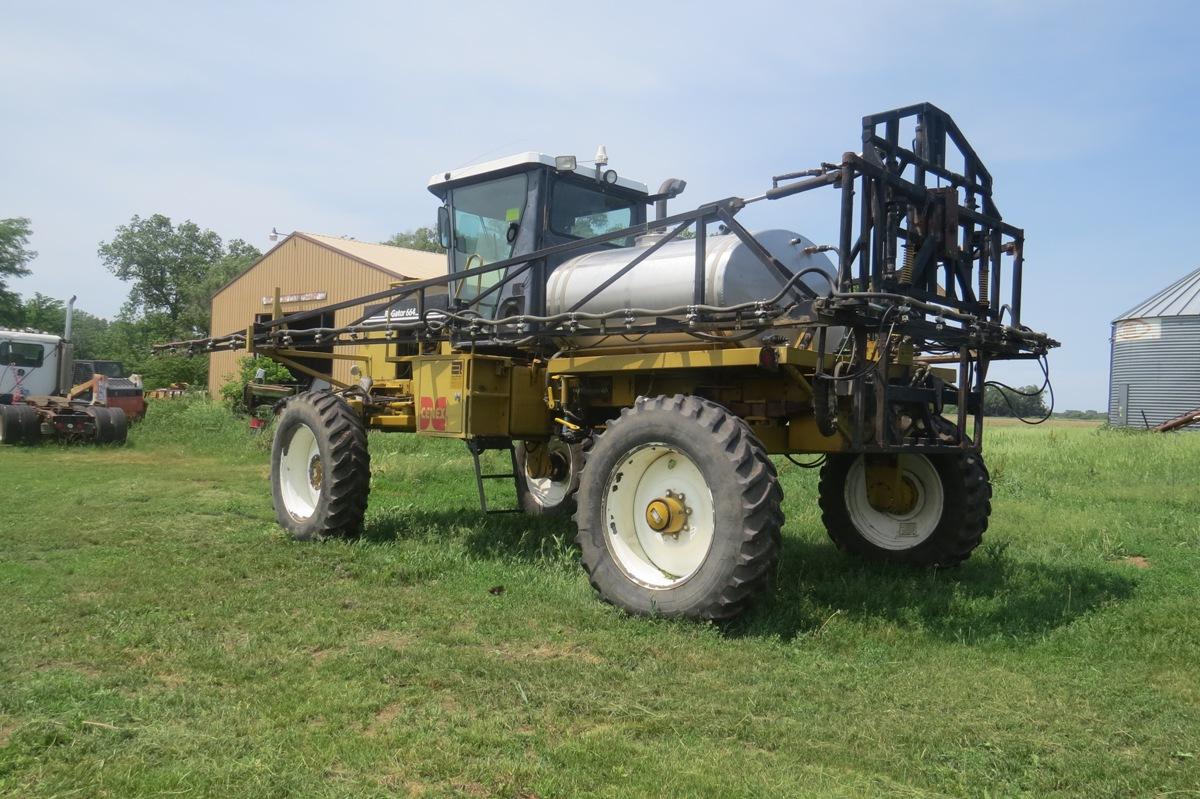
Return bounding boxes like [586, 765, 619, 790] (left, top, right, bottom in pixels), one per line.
[0, 330, 65, 401]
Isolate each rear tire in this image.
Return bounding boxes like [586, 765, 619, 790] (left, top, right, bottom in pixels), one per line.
[0, 405, 20, 445]
[575, 395, 782, 620]
[271, 391, 370, 541]
[0, 404, 41, 446]
[86, 407, 116, 444]
[514, 437, 582, 517]
[819, 451, 991, 566]
[107, 407, 128, 445]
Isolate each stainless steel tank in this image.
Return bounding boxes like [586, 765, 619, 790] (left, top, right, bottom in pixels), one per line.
[545, 229, 835, 317]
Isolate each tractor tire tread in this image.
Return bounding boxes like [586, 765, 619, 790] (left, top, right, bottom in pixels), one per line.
[818, 450, 991, 567]
[274, 391, 370, 540]
[575, 394, 782, 620]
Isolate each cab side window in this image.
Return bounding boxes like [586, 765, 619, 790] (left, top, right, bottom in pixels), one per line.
[550, 180, 635, 243]
[0, 341, 45, 368]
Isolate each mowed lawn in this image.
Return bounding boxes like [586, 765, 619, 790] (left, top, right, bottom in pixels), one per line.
[1, 402, 1198, 798]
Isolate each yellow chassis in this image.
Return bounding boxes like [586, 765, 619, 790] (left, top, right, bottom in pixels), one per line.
[246, 288, 955, 459]
[251, 336, 953, 458]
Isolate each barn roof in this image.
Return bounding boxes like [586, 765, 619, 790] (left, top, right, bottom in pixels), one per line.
[298, 233, 446, 280]
[212, 231, 446, 299]
[1114, 266, 1200, 322]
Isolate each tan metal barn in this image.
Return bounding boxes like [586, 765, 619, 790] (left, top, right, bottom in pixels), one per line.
[208, 232, 445, 396]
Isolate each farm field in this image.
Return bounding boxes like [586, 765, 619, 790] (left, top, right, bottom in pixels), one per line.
[1, 401, 1198, 798]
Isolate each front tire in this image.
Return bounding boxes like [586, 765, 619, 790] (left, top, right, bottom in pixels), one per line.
[514, 437, 582, 517]
[271, 392, 370, 541]
[819, 451, 991, 566]
[575, 395, 782, 620]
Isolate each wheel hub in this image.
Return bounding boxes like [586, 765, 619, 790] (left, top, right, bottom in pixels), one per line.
[864, 456, 918, 514]
[866, 474, 918, 514]
[524, 444, 569, 482]
[308, 454, 323, 491]
[644, 490, 688, 535]
[547, 451, 569, 482]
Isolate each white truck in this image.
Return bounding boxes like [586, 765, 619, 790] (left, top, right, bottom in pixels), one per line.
[0, 298, 136, 445]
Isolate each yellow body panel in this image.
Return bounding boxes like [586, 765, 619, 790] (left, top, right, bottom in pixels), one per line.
[401, 353, 548, 440]
[332, 341, 948, 455]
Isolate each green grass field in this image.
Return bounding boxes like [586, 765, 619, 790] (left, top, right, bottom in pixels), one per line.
[1, 401, 1198, 797]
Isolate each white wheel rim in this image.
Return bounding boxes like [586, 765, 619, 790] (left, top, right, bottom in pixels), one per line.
[524, 438, 573, 508]
[844, 454, 943, 550]
[602, 443, 715, 589]
[280, 423, 322, 521]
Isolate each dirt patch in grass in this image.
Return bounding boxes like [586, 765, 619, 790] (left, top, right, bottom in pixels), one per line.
[365, 702, 406, 737]
[1120, 556, 1151, 569]
[376, 772, 429, 796]
[38, 661, 101, 678]
[491, 642, 602, 665]
[154, 671, 187, 688]
[0, 719, 16, 747]
[48, 450, 166, 466]
[362, 630, 412, 651]
[311, 646, 343, 665]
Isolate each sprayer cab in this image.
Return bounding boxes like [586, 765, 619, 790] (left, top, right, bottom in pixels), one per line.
[428, 152, 677, 318]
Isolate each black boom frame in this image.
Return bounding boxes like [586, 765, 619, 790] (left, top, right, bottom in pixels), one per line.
[159, 103, 1056, 452]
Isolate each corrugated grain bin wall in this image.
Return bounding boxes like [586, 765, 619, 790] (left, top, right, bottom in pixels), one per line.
[1108, 316, 1200, 427]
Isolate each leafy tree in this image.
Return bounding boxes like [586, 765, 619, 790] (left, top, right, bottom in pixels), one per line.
[135, 352, 211, 390]
[69, 310, 112, 360]
[20, 292, 65, 333]
[97, 214, 259, 334]
[983, 384, 1049, 418]
[1056, 409, 1104, 420]
[179, 239, 261, 335]
[7, 292, 112, 361]
[99, 311, 201, 389]
[383, 227, 446, 254]
[219, 355, 296, 412]
[0, 217, 36, 326]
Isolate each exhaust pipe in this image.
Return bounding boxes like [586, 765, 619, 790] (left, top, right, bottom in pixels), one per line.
[58, 295, 76, 395]
[654, 178, 687, 222]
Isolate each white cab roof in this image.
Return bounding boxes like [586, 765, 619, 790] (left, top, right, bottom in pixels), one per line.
[0, 329, 61, 345]
[428, 152, 648, 194]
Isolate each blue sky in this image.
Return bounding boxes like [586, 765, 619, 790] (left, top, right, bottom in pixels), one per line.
[3, 1, 1196, 410]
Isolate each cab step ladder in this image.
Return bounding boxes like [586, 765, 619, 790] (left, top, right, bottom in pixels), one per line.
[467, 439, 523, 514]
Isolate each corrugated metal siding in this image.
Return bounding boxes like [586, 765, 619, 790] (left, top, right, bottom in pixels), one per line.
[1108, 316, 1200, 427]
[209, 237, 440, 395]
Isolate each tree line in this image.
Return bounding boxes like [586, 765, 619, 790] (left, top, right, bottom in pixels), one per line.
[1, 217, 443, 389]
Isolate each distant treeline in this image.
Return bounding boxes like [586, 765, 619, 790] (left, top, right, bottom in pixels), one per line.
[1, 216, 433, 390]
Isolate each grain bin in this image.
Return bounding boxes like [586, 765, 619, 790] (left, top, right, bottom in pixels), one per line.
[1109, 266, 1200, 427]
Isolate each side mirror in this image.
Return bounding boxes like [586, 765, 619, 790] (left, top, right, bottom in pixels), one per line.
[436, 206, 450, 249]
